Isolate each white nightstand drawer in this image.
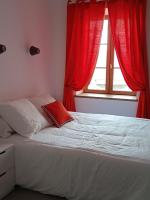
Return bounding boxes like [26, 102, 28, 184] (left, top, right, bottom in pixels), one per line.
[0, 169, 15, 200]
[0, 146, 14, 173]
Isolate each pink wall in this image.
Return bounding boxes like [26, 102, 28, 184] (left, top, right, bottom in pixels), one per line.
[0, 0, 53, 101]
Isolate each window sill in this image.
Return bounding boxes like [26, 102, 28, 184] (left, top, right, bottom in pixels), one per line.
[75, 93, 138, 102]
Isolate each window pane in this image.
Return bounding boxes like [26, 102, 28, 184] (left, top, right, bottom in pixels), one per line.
[96, 45, 107, 68]
[113, 68, 131, 91]
[88, 68, 106, 90]
[88, 19, 108, 91]
[101, 20, 108, 44]
[114, 51, 120, 68]
[113, 51, 131, 92]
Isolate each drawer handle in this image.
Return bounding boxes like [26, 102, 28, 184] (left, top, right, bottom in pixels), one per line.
[0, 171, 7, 178]
[0, 151, 6, 155]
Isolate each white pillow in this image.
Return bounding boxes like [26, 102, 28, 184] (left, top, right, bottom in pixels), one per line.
[0, 118, 13, 138]
[0, 99, 49, 138]
[28, 94, 55, 126]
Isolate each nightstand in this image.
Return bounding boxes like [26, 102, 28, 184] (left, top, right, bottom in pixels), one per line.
[0, 144, 15, 200]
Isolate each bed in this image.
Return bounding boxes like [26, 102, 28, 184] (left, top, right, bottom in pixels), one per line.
[0, 112, 150, 200]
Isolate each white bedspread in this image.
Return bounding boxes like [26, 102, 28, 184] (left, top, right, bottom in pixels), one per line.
[32, 112, 150, 161]
[1, 112, 150, 200]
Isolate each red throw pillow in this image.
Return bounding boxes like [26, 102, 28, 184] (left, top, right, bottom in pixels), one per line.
[41, 101, 73, 127]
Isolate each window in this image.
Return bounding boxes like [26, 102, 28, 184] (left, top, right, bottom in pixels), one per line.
[85, 16, 135, 96]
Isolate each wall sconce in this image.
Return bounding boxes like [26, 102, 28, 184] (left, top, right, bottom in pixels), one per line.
[29, 46, 40, 56]
[0, 44, 6, 54]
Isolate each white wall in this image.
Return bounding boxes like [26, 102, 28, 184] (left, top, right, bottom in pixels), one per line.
[75, 97, 138, 117]
[0, 0, 52, 101]
[0, 0, 67, 101]
[47, 0, 67, 101]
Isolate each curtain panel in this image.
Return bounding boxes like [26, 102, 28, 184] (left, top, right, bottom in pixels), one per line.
[108, 0, 150, 118]
[63, 0, 105, 111]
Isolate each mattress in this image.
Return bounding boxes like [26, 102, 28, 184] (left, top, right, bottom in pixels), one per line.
[0, 112, 150, 200]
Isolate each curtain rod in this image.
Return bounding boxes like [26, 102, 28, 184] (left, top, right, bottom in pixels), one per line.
[68, 0, 107, 4]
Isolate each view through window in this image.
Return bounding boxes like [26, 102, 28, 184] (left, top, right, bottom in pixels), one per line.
[86, 18, 133, 95]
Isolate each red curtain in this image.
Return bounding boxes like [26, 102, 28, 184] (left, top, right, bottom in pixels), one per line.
[108, 0, 150, 118]
[63, 0, 105, 111]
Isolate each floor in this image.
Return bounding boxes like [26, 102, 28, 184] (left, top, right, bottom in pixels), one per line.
[3, 186, 67, 200]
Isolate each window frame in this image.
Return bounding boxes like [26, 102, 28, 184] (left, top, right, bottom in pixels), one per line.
[84, 15, 136, 96]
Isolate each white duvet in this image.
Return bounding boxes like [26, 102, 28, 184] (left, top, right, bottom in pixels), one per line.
[1, 112, 150, 200]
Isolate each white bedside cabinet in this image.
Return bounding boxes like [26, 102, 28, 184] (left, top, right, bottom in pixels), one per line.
[0, 144, 15, 200]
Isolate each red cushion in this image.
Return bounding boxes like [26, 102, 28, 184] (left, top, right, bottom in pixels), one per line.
[41, 101, 73, 127]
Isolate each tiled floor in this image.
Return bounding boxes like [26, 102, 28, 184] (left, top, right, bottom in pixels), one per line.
[3, 187, 67, 200]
